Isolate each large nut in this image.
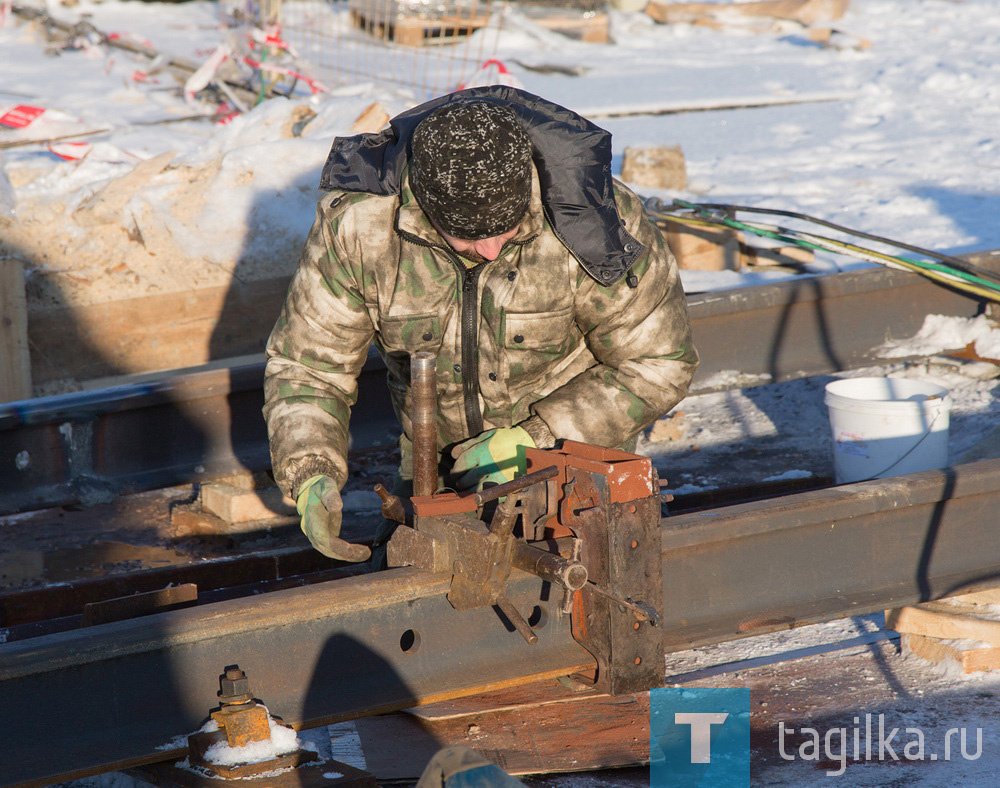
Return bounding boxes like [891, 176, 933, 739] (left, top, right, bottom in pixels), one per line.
[219, 667, 252, 704]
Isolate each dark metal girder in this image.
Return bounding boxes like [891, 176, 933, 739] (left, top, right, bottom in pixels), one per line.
[0, 568, 593, 788]
[3, 255, 997, 516]
[660, 459, 1000, 649]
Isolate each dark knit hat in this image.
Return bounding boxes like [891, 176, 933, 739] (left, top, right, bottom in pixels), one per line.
[410, 101, 532, 240]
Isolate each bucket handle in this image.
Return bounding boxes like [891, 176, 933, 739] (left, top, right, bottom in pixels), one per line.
[852, 407, 945, 483]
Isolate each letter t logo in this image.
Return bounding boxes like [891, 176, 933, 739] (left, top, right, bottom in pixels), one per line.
[674, 712, 730, 763]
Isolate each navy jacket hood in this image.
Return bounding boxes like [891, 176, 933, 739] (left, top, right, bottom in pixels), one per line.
[318, 86, 643, 286]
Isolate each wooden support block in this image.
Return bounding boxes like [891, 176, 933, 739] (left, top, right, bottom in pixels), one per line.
[621, 145, 687, 191]
[902, 633, 1000, 674]
[201, 483, 296, 523]
[661, 220, 741, 271]
[947, 588, 1000, 606]
[169, 501, 297, 537]
[0, 257, 31, 402]
[886, 601, 1000, 647]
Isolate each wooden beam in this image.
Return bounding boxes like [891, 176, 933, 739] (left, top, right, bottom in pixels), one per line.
[0, 257, 31, 402]
[886, 601, 1000, 646]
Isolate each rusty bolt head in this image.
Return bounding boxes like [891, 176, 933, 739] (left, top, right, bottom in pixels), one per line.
[219, 667, 253, 705]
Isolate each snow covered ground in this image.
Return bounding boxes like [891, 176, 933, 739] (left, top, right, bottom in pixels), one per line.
[5, 0, 1000, 785]
[2, 0, 999, 310]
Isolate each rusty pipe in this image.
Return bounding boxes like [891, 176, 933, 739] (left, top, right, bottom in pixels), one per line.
[512, 542, 589, 592]
[410, 352, 437, 498]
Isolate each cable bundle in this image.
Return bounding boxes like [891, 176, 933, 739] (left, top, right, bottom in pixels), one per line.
[645, 198, 1000, 303]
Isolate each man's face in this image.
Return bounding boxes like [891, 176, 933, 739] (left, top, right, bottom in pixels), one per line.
[439, 225, 520, 265]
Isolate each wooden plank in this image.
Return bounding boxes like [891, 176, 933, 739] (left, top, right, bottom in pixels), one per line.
[27, 275, 291, 385]
[351, 8, 491, 46]
[886, 601, 1000, 646]
[200, 483, 295, 523]
[0, 258, 31, 402]
[644, 0, 849, 26]
[354, 679, 650, 779]
[903, 633, 1000, 674]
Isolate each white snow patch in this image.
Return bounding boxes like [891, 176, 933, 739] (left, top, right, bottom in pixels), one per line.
[763, 469, 813, 482]
[879, 314, 1000, 360]
[200, 715, 301, 766]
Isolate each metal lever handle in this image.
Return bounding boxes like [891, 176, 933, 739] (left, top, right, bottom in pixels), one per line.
[475, 465, 558, 506]
[495, 594, 538, 645]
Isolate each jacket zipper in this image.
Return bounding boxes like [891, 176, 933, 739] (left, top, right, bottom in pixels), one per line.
[396, 227, 486, 436]
[460, 265, 485, 436]
[397, 227, 537, 437]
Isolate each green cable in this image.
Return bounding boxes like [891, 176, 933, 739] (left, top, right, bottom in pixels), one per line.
[684, 200, 1000, 284]
[665, 199, 1000, 297]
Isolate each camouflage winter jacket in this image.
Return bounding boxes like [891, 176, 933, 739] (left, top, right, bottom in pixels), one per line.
[264, 89, 699, 498]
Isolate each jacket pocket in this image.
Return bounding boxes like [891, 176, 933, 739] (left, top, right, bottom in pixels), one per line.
[504, 307, 576, 386]
[378, 311, 444, 356]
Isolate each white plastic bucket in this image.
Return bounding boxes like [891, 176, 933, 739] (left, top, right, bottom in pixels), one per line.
[824, 377, 951, 484]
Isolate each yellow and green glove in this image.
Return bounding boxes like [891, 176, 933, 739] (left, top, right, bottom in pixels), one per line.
[296, 475, 371, 562]
[450, 426, 536, 492]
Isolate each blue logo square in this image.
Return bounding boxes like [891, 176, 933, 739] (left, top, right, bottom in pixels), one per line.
[650, 688, 755, 788]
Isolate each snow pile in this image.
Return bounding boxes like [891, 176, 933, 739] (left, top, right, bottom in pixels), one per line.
[199, 715, 303, 766]
[879, 314, 1000, 361]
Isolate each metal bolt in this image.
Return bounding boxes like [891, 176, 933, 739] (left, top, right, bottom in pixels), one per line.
[219, 666, 253, 705]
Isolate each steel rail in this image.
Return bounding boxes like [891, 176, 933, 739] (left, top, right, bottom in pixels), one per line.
[3, 254, 997, 517]
[660, 459, 1000, 649]
[5, 459, 1000, 785]
[0, 568, 593, 787]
